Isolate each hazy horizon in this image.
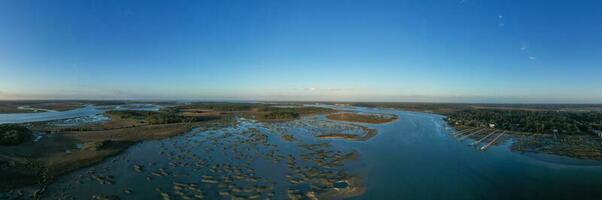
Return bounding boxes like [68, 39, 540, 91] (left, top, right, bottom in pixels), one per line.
[1, 0, 601, 103]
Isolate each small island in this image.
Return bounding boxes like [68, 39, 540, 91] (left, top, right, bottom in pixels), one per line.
[0, 102, 340, 191]
[347, 102, 602, 160]
[326, 112, 399, 124]
[316, 129, 377, 141]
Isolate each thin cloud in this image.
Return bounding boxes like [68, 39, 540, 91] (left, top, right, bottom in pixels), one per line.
[497, 15, 505, 27]
[298, 87, 367, 93]
[520, 43, 537, 61]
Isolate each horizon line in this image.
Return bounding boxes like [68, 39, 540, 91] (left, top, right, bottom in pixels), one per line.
[1, 98, 602, 105]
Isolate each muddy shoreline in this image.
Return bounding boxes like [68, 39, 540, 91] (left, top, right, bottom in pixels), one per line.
[0, 119, 232, 192]
[447, 124, 602, 161]
[1, 104, 341, 196]
[326, 112, 399, 124]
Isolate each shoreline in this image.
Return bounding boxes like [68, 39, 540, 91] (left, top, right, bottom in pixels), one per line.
[325, 112, 399, 124]
[1, 104, 334, 193]
[519, 151, 602, 167]
[0, 119, 231, 192]
[4, 102, 602, 198]
[316, 128, 378, 141]
[446, 123, 602, 162]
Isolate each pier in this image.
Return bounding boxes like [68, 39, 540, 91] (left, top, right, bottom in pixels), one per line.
[480, 131, 506, 151]
[458, 128, 487, 141]
[453, 127, 480, 137]
[472, 130, 498, 146]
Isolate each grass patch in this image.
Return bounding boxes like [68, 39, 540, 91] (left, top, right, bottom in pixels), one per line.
[326, 112, 398, 124]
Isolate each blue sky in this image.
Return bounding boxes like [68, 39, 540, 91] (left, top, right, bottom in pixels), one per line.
[1, 0, 601, 103]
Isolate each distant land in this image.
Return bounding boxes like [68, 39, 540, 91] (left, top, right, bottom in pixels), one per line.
[2, 100, 602, 199]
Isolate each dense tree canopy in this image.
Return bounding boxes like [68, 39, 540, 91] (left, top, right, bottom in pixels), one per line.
[447, 109, 602, 135]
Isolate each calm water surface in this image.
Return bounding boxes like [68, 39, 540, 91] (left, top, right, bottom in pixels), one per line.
[11, 106, 602, 199]
[342, 107, 602, 199]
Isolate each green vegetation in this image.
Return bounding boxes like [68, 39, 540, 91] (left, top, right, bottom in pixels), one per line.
[345, 102, 602, 159]
[349, 102, 602, 114]
[257, 106, 333, 115]
[316, 128, 377, 141]
[0, 124, 32, 145]
[447, 109, 602, 135]
[0, 109, 225, 191]
[345, 102, 602, 135]
[107, 110, 219, 125]
[254, 106, 334, 121]
[172, 103, 256, 112]
[261, 112, 300, 120]
[326, 112, 398, 124]
[350, 102, 471, 114]
[511, 134, 602, 160]
[169, 102, 334, 122]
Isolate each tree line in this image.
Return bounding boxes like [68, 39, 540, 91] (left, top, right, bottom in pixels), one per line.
[447, 109, 602, 135]
[107, 110, 218, 124]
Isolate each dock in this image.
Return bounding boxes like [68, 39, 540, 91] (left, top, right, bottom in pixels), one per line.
[458, 128, 487, 141]
[479, 131, 506, 151]
[471, 130, 498, 146]
[453, 127, 480, 137]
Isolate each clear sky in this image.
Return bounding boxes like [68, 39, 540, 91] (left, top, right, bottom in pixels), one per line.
[1, 0, 601, 103]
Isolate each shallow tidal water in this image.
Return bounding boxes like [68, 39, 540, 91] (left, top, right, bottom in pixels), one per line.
[11, 106, 602, 199]
[343, 108, 602, 200]
[0, 106, 102, 124]
[0, 104, 162, 124]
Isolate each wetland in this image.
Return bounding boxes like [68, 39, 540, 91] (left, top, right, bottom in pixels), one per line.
[1, 102, 602, 199]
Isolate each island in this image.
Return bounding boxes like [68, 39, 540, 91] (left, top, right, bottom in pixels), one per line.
[347, 102, 602, 160]
[326, 112, 399, 124]
[0, 101, 338, 192]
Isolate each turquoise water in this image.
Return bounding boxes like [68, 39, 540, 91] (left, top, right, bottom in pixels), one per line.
[9, 106, 602, 199]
